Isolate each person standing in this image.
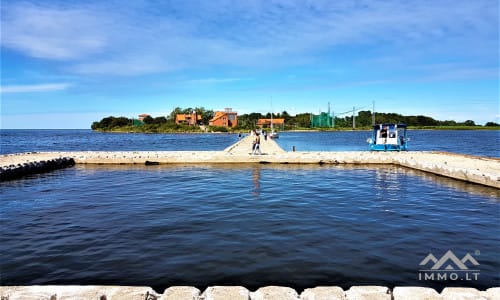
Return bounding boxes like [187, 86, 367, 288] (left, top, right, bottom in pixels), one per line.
[250, 130, 257, 153]
[252, 133, 262, 155]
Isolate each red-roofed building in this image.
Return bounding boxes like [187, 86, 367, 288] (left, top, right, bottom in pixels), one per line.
[256, 118, 285, 128]
[138, 114, 151, 121]
[175, 111, 202, 126]
[209, 108, 238, 127]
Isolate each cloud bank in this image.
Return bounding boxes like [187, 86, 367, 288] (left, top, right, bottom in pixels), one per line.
[2, 0, 497, 76]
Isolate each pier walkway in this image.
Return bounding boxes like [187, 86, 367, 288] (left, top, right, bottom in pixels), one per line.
[224, 135, 286, 155]
[1, 136, 499, 188]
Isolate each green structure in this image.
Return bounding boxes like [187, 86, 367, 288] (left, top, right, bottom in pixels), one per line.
[132, 119, 144, 126]
[311, 112, 333, 128]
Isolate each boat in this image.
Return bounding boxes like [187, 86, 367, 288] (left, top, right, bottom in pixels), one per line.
[269, 110, 279, 139]
[367, 123, 408, 151]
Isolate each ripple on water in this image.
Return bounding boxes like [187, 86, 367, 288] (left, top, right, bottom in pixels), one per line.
[0, 164, 499, 291]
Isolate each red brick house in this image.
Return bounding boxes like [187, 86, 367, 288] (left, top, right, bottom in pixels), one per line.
[175, 111, 202, 126]
[209, 108, 238, 127]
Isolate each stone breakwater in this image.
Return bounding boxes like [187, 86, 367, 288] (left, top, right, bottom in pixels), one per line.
[1, 150, 499, 188]
[1, 137, 499, 186]
[0, 156, 75, 181]
[1, 285, 499, 300]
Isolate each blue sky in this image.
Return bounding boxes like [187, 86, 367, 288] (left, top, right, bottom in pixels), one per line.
[1, 0, 498, 129]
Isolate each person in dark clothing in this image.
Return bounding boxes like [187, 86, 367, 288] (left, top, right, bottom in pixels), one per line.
[252, 133, 262, 155]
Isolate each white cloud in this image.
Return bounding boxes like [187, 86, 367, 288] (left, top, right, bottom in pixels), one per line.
[1, 0, 497, 76]
[0, 83, 70, 94]
[1, 3, 109, 60]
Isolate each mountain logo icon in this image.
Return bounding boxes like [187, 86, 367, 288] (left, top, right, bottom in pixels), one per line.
[419, 250, 480, 270]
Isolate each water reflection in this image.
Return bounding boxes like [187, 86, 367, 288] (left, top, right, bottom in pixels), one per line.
[2, 162, 498, 291]
[252, 167, 261, 198]
[69, 164, 500, 199]
[374, 168, 402, 197]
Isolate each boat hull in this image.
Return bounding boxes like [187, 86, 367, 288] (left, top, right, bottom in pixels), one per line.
[369, 144, 407, 151]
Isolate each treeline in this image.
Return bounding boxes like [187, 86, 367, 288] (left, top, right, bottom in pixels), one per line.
[91, 107, 499, 132]
[238, 111, 306, 128]
[336, 111, 499, 128]
[91, 107, 214, 133]
[240, 110, 499, 129]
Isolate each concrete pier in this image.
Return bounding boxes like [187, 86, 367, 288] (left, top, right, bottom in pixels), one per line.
[1, 285, 499, 300]
[1, 135, 499, 187]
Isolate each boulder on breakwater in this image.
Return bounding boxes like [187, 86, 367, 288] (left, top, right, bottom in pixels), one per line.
[0, 157, 75, 181]
[1, 285, 499, 300]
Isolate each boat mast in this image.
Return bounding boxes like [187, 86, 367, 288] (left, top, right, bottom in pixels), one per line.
[270, 101, 274, 131]
[372, 100, 375, 126]
[352, 106, 356, 129]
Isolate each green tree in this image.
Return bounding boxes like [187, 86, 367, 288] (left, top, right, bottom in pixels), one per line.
[194, 107, 214, 125]
[99, 116, 115, 128]
[439, 120, 458, 126]
[281, 110, 292, 123]
[236, 114, 252, 129]
[169, 107, 183, 121]
[357, 110, 372, 127]
[143, 115, 154, 124]
[294, 113, 312, 128]
[153, 116, 168, 124]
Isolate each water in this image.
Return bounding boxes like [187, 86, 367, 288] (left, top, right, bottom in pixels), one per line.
[275, 130, 500, 157]
[1, 130, 499, 291]
[1, 129, 499, 157]
[1, 165, 499, 291]
[0, 130, 239, 154]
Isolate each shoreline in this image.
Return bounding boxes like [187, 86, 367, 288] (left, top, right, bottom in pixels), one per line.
[94, 126, 500, 133]
[2, 127, 499, 133]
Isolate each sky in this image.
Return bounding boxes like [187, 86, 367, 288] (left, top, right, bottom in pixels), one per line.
[1, 0, 498, 129]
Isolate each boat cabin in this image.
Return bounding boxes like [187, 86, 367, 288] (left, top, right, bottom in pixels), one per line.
[367, 123, 408, 151]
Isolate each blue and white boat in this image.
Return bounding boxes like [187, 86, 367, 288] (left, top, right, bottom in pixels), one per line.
[367, 123, 409, 151]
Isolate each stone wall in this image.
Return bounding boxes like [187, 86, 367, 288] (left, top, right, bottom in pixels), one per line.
[1, 285, 499, 300]
[2, 150, 499, 188]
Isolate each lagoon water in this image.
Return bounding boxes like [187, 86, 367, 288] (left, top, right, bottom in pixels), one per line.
[1, 129, 499, 291]
[1, 129, 499, 157]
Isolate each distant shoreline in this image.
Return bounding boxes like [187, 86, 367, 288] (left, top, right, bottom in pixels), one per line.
[1, 126, 498, 132]
[89, 125, 500, 134]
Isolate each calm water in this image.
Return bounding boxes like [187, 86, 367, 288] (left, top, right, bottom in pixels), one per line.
[275, 130, 500, 157]
[0, 130, 239, 154]
[1, 129, 499, 157]
[1, 130, 499, 291]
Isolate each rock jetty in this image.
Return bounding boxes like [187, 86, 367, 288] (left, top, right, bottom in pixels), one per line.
[1, 285, 499, 300]
[0, 156, 75, 181]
